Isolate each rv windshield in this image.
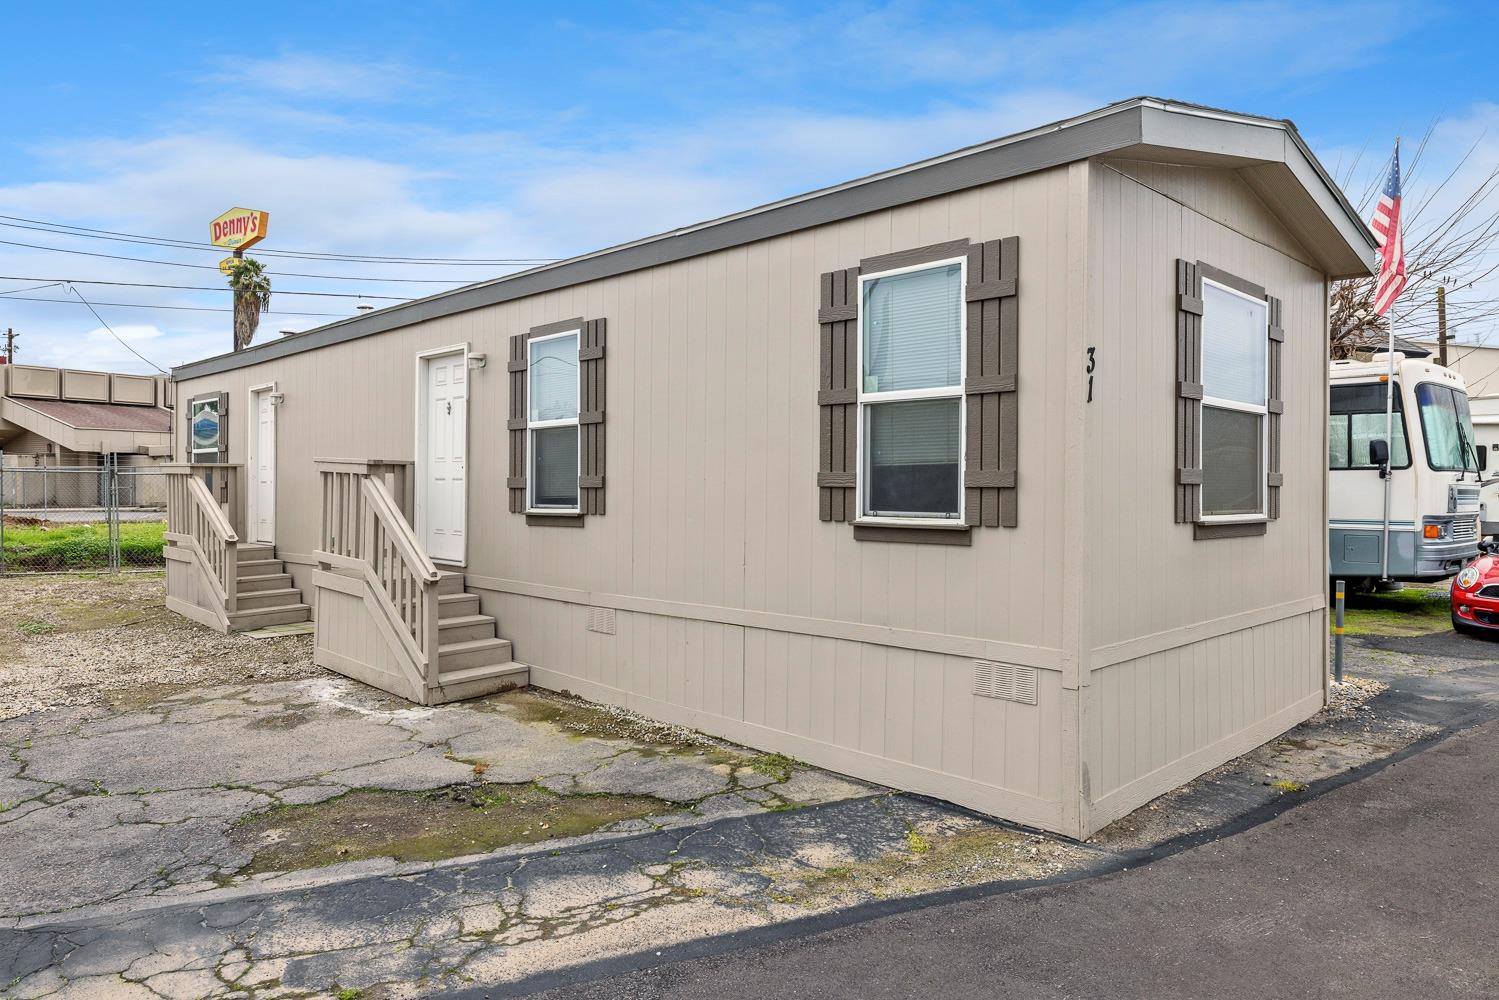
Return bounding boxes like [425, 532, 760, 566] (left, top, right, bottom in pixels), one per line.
[1415, 383, 1479, 473]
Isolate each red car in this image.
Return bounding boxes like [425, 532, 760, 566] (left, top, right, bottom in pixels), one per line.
[1452, 542, 1499, 636]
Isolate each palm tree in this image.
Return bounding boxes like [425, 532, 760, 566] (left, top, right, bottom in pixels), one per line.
[226, 257, 272, 351]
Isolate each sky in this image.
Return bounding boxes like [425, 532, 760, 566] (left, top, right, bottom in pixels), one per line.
[0, 0, 1496, 374]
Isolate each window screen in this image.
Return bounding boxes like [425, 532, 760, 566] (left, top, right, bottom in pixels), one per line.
[860, 262, 964, 520]
[528, 332, 580, 509]
[1199, 280, 1268, 518]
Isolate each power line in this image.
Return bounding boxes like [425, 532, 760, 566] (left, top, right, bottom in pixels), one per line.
[0, 214, 560, 265]
[0, 293, 353, 318]
[0, 237, 481, 283]
[0, 274, 409, 300]
[65, 286, 169, 374]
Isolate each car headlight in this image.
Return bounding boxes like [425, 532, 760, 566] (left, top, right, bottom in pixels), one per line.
[1457, 566, 1482, 590]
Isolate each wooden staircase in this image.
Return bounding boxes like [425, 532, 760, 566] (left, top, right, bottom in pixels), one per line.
[229, 543, 312, 631]
[309, 459, 528, 706]
[432, 570, 527, 702]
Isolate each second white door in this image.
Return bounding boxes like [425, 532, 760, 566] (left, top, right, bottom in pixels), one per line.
[251, 388, 276, 544]
[422, 353, 467, 563]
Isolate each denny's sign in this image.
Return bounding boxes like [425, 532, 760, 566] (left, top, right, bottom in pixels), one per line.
[210, 207, 269, 251]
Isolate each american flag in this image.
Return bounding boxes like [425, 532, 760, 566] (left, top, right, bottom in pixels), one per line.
[1371, 145, 1406, 316]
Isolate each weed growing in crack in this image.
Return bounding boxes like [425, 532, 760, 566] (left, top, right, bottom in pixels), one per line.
[748, 753, 797, 783]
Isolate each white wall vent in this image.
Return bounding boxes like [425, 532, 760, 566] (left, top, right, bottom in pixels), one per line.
[972, 660, 1038, 705]
[585, 607, 617, 636]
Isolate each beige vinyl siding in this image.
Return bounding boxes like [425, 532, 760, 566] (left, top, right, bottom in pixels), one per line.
[177, 164, 1083, 832]
[1078, 159, 1328, 829]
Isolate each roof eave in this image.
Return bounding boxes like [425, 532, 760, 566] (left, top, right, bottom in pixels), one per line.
[173, 98, 1372, 381]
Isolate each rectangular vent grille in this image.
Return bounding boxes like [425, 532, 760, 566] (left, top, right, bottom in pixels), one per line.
[585, 607, 617, 635]
[973, 660, 1038, 705]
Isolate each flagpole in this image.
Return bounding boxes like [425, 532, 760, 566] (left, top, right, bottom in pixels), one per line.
[1380, 138, 1399, 583]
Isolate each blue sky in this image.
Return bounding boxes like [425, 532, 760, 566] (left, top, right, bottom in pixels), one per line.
[1, 1, 1496, 372]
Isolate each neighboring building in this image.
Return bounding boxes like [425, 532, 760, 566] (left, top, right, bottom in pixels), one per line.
[168, 97, 1375, 838]
[1427, 341, 1499, 534]
[1, 362, 173, 466]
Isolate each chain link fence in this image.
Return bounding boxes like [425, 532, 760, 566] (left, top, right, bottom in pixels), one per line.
[0, 459, 168, 574]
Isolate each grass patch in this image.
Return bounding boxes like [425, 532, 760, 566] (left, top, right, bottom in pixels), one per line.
[1271, 780, 1308, 793]
[1338, 586, 1450, 637]
[233, 783, 668, 875]
[16, 618, 55, 636]
[748, 753, 796, 784]
[1, 521, 164, 572]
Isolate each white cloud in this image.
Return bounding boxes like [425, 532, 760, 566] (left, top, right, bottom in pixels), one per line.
[203, 52, 432, 102]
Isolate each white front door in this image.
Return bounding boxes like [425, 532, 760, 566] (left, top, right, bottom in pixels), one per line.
[422, 353, 467, 563]
[251, 389, 276, 544]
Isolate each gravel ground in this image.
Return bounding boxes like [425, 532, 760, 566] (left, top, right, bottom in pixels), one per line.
[0, 574, 317, 720]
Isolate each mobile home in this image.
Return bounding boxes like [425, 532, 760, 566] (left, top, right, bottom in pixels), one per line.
[167, 98, 1376, 838]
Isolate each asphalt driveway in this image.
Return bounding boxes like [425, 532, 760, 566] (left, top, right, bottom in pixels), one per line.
[527, 709, 1499, 1000]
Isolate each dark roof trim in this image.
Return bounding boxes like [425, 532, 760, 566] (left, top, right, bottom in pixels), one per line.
[175, 97, 1373, 381]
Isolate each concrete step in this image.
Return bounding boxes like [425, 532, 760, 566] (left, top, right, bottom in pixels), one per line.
[437, 636, 513, 672]
[228, 604, 312, 631]
[236, 559, 286, 578]
[431, 661, 529, 704]
[237, 573, 294, 594]
[438, 593, 481, 619]
[236, 588, 305, 611]
[437, 613, 498, 645]
[238, 543, 275, 560]
[436, 571, 466, 596]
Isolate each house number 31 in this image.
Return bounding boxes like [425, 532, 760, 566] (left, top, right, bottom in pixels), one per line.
[1086, 347, 1096, 403]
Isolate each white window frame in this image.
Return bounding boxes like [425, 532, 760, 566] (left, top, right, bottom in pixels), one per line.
[854, 255, 968, 526]
[188, 394, 222, 464]
[526, 328, 582, 514]
[1198, 276, 1269, 523]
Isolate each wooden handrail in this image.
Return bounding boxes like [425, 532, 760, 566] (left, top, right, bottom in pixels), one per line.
[166, 467, 239, 613]
[316, 460, 440, 692]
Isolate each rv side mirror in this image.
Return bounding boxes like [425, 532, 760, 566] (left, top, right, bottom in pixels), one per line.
[1368, 439, 1390, 468]
[1479, 445, 1489, 473]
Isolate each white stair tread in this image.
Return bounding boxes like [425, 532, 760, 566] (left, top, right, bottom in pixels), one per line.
[229, 603, 312, 618]
[438, 636, 510, 655]
[437, 661, 527, 685]
[438, 613, 496, 629]
[238, 588, 302, 600]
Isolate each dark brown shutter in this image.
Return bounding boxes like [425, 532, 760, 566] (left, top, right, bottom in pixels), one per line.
[506, 333, 527, 513]
[1175, 259, 1204, 523]
[964, 236, 1020, 528]
[215, 391, 229, 463]
[579, 318, 606, 515]
[817, 266, 860, 521]
[1266, 294, 1285, 520]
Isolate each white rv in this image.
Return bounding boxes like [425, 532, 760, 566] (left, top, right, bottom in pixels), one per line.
[1329, 354, 1483, 586]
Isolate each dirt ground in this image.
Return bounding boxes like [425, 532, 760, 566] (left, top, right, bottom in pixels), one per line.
[0, 574, 316, 720]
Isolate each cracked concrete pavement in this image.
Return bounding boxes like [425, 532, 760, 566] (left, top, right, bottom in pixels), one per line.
[0, 676, 1084, 999]
[3, 579, 1492, 999]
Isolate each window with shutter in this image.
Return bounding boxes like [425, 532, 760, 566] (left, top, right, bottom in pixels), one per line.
[187, 391, 228, 464]
[817, 236, 1020, 544]
[1175, 259, 1281, 539]
[510, 317, 606, 524]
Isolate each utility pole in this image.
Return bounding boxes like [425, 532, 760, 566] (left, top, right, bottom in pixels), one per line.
[2, 328, 15, 364]
[1436, 285, 1448, 367]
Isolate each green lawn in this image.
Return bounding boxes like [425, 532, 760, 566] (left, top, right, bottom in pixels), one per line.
[1, 521, 165, 572]
[1338, 585, 1451, 637]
